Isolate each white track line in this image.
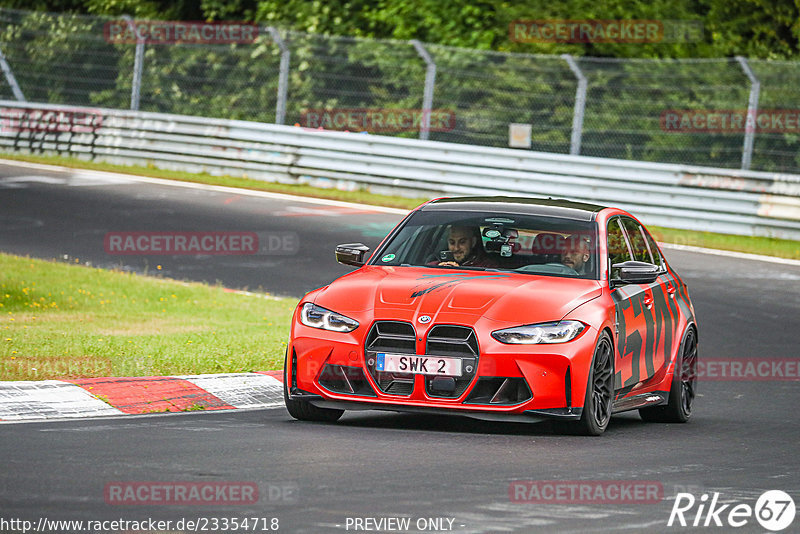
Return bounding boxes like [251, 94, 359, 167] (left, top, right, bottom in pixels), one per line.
[660, 243, 800, 267]
[0, 158, 409, 215]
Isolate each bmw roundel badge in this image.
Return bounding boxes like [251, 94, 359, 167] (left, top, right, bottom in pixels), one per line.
[418, 315, 431, 324]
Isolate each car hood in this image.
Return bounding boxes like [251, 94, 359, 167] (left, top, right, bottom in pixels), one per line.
[311, 266, 602, 325]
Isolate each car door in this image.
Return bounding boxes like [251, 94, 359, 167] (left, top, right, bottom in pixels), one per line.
[639, 223, 683, 373]
[618, 217, 677, 386]
[607, 217, 650, 393]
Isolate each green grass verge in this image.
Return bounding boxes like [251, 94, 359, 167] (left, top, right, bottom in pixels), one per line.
[0, 253, 297, 380]
[2, 151, 798, 259]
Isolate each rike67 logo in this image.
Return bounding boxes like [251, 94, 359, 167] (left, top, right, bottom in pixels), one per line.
[668, 490, 796, 531]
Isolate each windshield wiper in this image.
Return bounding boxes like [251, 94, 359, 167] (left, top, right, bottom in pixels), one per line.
[397, 264, 511, 273]
[398, 263, 486, 270]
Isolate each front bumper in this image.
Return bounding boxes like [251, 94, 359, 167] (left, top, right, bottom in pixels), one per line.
[287, 321, 600, 418]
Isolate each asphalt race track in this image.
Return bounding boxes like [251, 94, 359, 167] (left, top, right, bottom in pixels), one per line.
[1, 160, 799, 533]
[0, 162, 404, 297]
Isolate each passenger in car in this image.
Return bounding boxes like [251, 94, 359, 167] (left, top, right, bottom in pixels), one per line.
[560, 235, 591, 274]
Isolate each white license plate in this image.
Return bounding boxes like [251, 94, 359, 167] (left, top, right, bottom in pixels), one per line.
[376, 353, 463, 377]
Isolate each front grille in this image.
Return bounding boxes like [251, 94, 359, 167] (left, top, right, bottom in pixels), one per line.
[378, 374, 414, 395]
[366, 321, 415, 353]
[426, 325, 479, 357]
[318, 364, 376, 396]
[365, 321, 416, 395]
[425, 325, 478, 399]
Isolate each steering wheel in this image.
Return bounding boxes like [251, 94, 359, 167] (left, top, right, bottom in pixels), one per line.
[517, 262, 579, 275]
[543, 262, 580, 275]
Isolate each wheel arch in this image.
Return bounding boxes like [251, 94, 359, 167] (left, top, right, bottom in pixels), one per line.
[570, 326, 615, 410]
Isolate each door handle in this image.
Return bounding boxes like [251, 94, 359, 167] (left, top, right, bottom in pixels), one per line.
[643, 293, 653, 308]
[667, 283, 677, 298]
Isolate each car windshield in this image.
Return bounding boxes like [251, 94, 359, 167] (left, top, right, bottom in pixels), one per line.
[371, 210, 600, 279]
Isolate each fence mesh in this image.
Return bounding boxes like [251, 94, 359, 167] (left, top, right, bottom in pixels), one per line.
[282, 31, 426, 130]
[1, 7, 798, 174]
[427, 45, 576, 151]
[576, 57, 752, 168]
[748, 59, 800, 174]
[0, 9, 126, 107]
[137, 36, 282, 122]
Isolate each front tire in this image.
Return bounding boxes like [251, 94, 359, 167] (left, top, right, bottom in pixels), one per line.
[553, 332, 614, 436]
[283, 351, 344, 423]
[640, 326, 697, 423]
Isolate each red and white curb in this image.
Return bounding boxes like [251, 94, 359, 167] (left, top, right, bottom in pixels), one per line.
[0, 371, 284, 422]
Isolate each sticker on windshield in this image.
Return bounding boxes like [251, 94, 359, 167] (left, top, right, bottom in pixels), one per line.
[381, 254, 396, 262]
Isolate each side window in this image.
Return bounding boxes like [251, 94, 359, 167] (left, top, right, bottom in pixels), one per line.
[621, 218, 653, 263]
[642, 228, 666, 270]
[607, 218, 632, 279]
[382, 225, 426, 264]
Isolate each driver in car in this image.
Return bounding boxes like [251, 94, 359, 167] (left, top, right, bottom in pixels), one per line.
[438, 225, 496, 268]
[560, 235, 591, 274]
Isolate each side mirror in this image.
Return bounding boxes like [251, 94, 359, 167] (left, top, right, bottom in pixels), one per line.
[611, 260, 660, 287]
[335, 243, 370, 267]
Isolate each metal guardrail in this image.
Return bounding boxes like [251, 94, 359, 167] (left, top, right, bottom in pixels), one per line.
[1, 100, 799, 240]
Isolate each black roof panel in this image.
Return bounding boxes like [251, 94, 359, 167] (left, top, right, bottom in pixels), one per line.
[421, 196, 606, 222]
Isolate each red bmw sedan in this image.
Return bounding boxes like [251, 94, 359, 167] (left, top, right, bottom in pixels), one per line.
[284, 197, 698, 435]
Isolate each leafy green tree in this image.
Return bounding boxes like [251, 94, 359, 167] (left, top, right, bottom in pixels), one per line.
[703, 0, 800, 59]
[3, 0, 799, 59]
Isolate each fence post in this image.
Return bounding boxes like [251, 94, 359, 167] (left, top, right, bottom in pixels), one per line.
[0, 45, 26, 102]
[122, 15, 144, 111]
[561, 54, 587, 156]
[267, 27, 290, 125]
[411, 40, 437, 141]
[735, 56, 760, 171]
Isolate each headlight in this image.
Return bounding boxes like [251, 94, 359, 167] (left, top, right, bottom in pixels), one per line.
[491, 320, 585, 344]
[299, 303, 359, 332]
